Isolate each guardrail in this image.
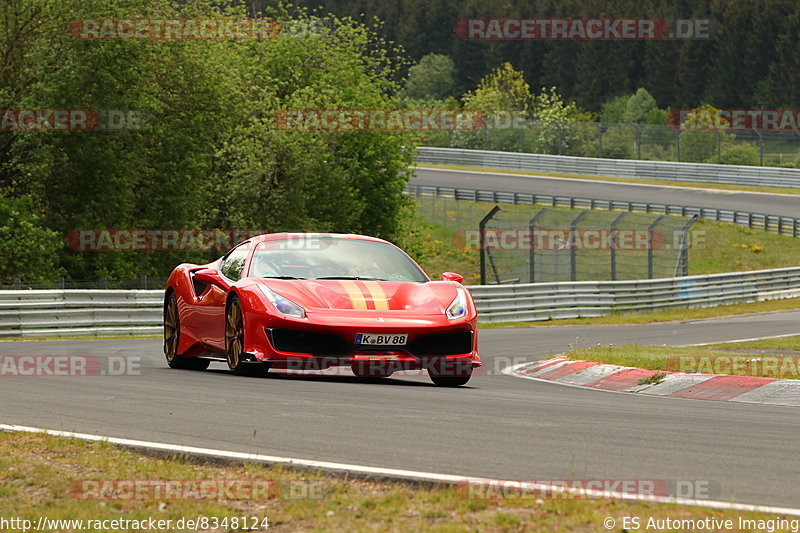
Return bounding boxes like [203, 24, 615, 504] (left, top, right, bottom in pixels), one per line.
[0, 290, 163, 337]
[415, 147, 800, 189]
[470, 266, 800, 323]
[2, 267, 800, 335]
[408, 184, 800, 237]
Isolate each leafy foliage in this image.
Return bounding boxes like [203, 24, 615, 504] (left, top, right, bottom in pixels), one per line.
[0, 1, 413, 282]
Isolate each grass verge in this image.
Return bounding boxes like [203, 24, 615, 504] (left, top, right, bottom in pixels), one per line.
[0, 431, 793, 532]
[564, 338, 800, 380]
[415, 163, 800, 196]
[480, 297, 800, 328]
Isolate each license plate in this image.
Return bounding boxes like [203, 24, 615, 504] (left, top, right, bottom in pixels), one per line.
[355, 333, 408, 346]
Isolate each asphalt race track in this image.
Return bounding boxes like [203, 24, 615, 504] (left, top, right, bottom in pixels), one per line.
[2, 170, 800, 510]
[411, 167, 800, 218]
[1, 311, 799, 509]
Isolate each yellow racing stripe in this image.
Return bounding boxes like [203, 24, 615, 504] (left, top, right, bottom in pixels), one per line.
[363, 281, 389, 311]
[340, 280, 368, 310]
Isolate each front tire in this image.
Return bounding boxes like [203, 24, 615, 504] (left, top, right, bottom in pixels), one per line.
[428, 358, 472, 387]
[164, 292, 209, 370]
[225, 296, 268, 377]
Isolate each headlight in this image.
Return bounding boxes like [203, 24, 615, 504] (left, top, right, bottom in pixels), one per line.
[445, 288, 468, 320]
[257, 285, 306, 318]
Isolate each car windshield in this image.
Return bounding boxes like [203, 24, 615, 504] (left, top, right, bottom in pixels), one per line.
[248, 237, 428, 282]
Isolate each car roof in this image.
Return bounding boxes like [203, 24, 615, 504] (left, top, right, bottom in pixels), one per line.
[246, 233, 391, 246]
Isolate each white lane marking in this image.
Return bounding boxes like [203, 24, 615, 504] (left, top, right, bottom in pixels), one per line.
[412, 166, 800, 197]
[3, 423, 800, 516]
[679, 332, 800, 347]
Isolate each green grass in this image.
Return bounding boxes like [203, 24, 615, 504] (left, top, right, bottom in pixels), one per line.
[415, 163, 800, 196]
[479, 297, 800, 328]
[414, 197, 800, 284]
[565, 342, 800, 379]
[705, 334, 800, 351]
[0, 431, 792, 532]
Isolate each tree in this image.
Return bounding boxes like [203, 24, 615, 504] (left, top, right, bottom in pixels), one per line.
[404, 53, 456, 100]
[623, 88, 657, 124]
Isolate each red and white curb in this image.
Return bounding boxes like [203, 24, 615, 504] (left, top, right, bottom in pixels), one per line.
[505, 357, 800, 407]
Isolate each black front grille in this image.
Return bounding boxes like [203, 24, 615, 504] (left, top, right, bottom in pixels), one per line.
[407, 331, 473, 356]
[267, 328, 350, 356]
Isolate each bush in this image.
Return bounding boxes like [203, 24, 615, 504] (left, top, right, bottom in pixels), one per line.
[716, 143, 761, 166]
[0, 195, 64, 282]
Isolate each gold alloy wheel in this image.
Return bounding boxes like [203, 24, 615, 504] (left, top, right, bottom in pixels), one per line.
[164, 295, 179, 362]
[225, 299, 245, 371]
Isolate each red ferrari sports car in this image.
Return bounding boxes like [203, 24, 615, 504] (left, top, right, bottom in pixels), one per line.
[163, 233, 481, 386]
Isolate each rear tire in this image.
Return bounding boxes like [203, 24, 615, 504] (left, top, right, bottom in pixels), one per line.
[164, 293, 209, 370]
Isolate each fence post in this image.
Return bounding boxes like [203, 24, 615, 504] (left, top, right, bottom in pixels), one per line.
[528, 209, 549, 283]
[569, 211, 589, 281]
[597, 124, 604, 158]
[647, 215, 666, 279]
[479, 205, 502, 285]
[674, 215, 698, 277]
[610, 212, 628, 281]
[755, 130, 764, 166]
[675, 130, 681, 161]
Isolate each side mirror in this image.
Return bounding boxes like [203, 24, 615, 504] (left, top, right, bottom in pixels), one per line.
[193, 268, 231, 291]
[441, 272, 464, 284]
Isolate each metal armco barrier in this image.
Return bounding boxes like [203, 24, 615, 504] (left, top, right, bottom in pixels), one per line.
[470, 267, 800, 323]
[0, 290, 162, 337]
[2, 267, 800, 335]
[415, 147, 800, 189]
[408, 184, 800, 237]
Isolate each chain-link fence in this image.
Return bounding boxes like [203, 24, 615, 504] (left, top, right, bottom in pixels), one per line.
[414, 192, 697, 284]
[477, 207, 696, 284]
[420, 120, 800, 167]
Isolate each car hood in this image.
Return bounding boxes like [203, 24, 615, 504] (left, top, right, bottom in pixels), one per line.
[252, 279, 461, 315]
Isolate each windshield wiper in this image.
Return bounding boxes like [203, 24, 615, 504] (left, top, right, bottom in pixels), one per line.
[315, 276, 387, 281]
[262, 276, 306, 280]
